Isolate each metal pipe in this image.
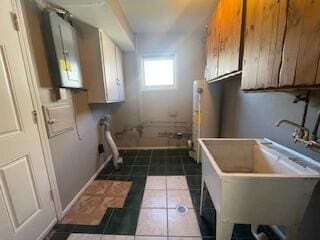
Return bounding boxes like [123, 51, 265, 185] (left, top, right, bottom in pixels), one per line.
[301, 91, 310, 127]
[293, 92, 310, 127]
[312, 111, 320, 141]
[251, 224, 269, 240]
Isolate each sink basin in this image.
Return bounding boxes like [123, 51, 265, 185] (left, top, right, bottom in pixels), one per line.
[199, 138, 320, 240]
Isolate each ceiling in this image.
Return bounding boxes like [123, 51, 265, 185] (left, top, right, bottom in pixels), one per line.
[46, 0, 217, 50]
[118, 0, 217, 34]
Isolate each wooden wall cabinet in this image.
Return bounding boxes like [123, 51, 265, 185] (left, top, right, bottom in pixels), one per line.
[77, 22, 125, 103]
[241, 0, 320, 91]
[206, 0, 244, 82]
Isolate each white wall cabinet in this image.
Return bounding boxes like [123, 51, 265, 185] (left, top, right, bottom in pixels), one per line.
[77, 22, 125, 103]
[115, 45, 125, 101]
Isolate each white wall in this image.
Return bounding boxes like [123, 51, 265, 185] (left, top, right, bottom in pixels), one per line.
[111, 30, 207, 147]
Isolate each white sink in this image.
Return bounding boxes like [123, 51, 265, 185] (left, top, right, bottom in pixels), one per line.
[199, 138, 320, 240]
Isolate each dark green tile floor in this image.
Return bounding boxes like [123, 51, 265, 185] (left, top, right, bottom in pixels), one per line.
[50, 148, 281, 240]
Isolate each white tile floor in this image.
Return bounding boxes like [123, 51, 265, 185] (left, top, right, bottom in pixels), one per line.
[166, 176, 188, 190]
[101, 235, 135, 240]
[167, 209, 201, 237]
[135, 237, 167, 240]
[135, 209, 167, 236]
[145, 176, 166, 190]
[168, 238, 202, 240]
[141, 189, 167, 208]
[167, 190, 193, 208]
[67, 234, 102, 240]
[136, 176, 201, 238]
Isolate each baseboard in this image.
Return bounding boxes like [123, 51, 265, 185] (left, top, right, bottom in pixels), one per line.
[118, 146, 188, 150]
[38, 218, 57, 240]
[61, 155, 112, 218]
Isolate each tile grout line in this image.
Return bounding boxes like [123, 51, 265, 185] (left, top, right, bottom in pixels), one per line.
[101, 208, 114, 236]
[165, 150, 168, 176]
[180, 152, 187, 176]
[166, 175, 169, 238]
[127, 153, 138, 177]
[146, 150, 153, 177]
[134, 163, 149, 238]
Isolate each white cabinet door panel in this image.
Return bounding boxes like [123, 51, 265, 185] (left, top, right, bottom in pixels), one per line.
[99, 31, 119, 102]
[116, 46, 125, 101]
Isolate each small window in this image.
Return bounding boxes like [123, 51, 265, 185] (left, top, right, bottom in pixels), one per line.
[141, 55, 176, 90]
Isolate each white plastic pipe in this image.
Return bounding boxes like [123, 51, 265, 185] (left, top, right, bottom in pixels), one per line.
[100, 117, 122, 170]
[270, 225, 286, 240]
[106, 129, 122, 169]
[251, 225, 269, 240]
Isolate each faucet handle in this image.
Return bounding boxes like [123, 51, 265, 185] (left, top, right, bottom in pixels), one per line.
[292, 129, 301, 138]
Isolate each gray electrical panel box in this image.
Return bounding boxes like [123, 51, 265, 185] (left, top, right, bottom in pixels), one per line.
[43, 9, 84, 89]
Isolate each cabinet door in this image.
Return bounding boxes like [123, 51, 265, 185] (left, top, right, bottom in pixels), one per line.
[218, 0, 243, 76]
[116, 46, 125, 101]
[206, 3, 220, 80]
[241, 0, 287, 90]
[99, 31, 119, 101]
[317, 56, 320, 85]
[279, 0, 320, 87]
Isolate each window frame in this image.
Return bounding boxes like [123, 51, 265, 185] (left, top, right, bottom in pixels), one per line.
[140, 54, 177, 91]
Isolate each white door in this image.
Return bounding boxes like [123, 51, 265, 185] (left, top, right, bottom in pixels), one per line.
[0, 1, 56, 240]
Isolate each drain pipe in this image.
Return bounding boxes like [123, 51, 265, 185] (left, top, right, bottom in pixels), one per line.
[270, 225, 286, 240]
[251, 225, 269, 240]
[100, 115, 122, 170]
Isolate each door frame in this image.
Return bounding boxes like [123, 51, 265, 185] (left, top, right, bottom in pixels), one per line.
[11, 0, 63, 222]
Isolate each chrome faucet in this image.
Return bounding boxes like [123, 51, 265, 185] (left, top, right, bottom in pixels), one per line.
[275, 119, 310, 141]
[275, 93, 320, 152]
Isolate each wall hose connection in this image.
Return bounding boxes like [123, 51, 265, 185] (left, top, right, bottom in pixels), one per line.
[100, 115, 122, 170]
